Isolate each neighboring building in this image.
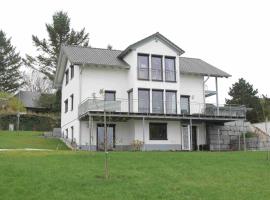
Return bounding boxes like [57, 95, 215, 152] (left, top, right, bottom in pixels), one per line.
[54, 32, 246, 151]
[15, 90, 50, 113]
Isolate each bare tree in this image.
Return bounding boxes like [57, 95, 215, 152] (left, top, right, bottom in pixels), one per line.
[22, 70, 53, 93]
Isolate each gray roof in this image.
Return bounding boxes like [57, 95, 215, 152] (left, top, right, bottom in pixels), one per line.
[179, 57, 231, 78]
[62, 46, 129, 68]
[118, 32, 185, 59]
[15, 91, 42, 108]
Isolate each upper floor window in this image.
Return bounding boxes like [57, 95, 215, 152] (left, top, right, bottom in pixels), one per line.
[165, 57, 176, 82]
[138, 54, 149, 80]
[138, 89, 150, 113]
[166, 90, 177, 114]
[65, 69, 69, 85]
[151, 55, 163, 81]
[105, 91, 116, 101]
[152, 90, 164, 113]
[64, 99, 68, 113]
[70, 65, 74, 79]
[70, 94, 74, 111]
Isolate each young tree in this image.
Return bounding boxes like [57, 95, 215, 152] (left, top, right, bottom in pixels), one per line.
[0, 30, 23, 93]
[24, 11, 90, 81]
[226, 78, 263, 123]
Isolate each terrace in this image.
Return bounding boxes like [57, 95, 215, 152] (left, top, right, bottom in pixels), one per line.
[78, 98, 246, 121]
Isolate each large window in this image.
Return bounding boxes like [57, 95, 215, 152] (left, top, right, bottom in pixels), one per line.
[138, 54, 149, 80]
[165, 57, 176, 82]
[105, 91, 116, 101]
[166, 91, 177, 114]
[138, 89, 150, 113]
[180, 95, 190, 114]
[65, 70, 69, 85]
[151, 55, 163, 81]
[149, 123, 167, 140]
[128, 89, 133, 112]
[64, 99, 68, 113]
[152, 90, 164, 113]
[70, 65, 74, 79]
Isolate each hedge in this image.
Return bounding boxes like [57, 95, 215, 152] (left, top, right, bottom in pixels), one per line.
[0, 114, 60, 131]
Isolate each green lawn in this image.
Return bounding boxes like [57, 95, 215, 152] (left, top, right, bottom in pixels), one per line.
[0, 131, 270, 200]
[0, 131, 69, 150]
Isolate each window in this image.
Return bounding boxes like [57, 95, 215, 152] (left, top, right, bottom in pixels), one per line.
[65, 69, 69, 85]
[165, 57, 176, 82]
[138, 54, 149, 80]
[64, 99, 68, 113]
[105, 91, 116, 101]
[151, 55, 163, 81]
[152, 90, 164, 113]
[65, 128, 68, 139]
[71, 126, 74, 142]
[166, 91, 177, 114]
[70, 65, 74, 79]
[70, 94, 74, 111]
[149, 123, 167, 140]
[128, 89, 133, 112]
[180, 95, 190, 114]
[138, 89, 150, 113]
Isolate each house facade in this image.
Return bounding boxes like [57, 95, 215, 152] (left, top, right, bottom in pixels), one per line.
[54, 32, 246, 151]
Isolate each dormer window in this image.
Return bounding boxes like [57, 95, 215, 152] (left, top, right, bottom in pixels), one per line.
[165, 57, 176, 82]
[137, 54, 149, 80]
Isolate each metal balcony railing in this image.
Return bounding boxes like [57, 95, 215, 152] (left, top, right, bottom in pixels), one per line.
[78, 98, 247, 119]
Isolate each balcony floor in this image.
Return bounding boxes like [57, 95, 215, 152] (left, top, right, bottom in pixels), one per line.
[79, 111, 245, 123]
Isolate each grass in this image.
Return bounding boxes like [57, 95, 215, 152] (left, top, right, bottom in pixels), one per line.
[0, 131, 270, 199]
[0, 131, 69, 150]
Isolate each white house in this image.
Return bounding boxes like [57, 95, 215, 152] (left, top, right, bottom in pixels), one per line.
[54, 32, 246, 151]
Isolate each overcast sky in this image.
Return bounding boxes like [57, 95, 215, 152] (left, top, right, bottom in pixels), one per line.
[1, 0, 269, 103]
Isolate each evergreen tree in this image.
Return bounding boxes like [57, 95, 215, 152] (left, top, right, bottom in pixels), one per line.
[0, 30, 23, 93]
[226, 78, 263, 123]
[24, 11, 89, 81]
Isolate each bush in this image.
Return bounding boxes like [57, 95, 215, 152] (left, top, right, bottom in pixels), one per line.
[0, 114, 59, 131]
[131, 140, 144, 151]
[241, 131, 257, 138]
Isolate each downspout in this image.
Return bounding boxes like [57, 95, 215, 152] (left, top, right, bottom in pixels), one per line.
[78, 64, 84, 148]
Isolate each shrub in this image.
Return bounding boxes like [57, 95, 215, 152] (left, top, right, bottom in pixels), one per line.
[131, 140, 144, 151]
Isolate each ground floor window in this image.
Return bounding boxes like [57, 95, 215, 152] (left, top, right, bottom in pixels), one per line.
[149, 123, 167, 140]
[71, 126, 74, 142]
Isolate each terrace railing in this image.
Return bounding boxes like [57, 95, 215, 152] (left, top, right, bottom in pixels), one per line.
[78, 98, 246, 119]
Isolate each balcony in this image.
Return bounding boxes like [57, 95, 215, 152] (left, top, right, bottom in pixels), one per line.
[78, 98, 246, 120]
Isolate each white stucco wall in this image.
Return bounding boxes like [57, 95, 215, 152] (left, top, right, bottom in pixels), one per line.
[61, 61, 81, 143]
[180, 74, 204, 114]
